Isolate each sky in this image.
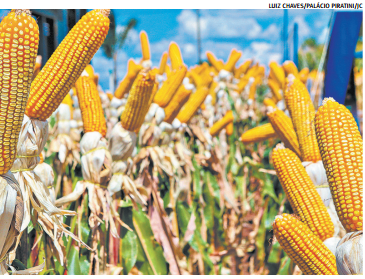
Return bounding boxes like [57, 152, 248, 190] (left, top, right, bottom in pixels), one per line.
[92, 9, 333, 91]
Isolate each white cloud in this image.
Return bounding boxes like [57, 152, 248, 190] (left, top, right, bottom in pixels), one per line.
[293, 15, 311, 43]
[317, 27, 330, 44]
[260, 23, 281, 40]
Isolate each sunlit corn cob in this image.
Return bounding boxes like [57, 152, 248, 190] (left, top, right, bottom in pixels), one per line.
[285, 77, 322, 162]
[234, 59, 252, 79]
[158, 52, 168, 75]
[210, 110, 234, 136]
[315, 98, 363, 232]
[107, 92, 113, 101]
[299, 67, 309, 84]
[224, 49, 242, 72]
[32, 55, 42, 81]
[240, 123, 277, 144]
[169, 42, 184, 70]
[268, 79, 282, 102]
[165, 64, 171, 77]
[154, 65, 187, 107]
[255, 65, 266, 78]
[114, 59, 143, 99]
[263, 98, 277, 109]
[272, 145, 334, 240]
[206, 51, 223, 72]
[75, 76, 107, 137]
[176, 86, 209, 123]
[0, 9, 39, 175]
[26, 9, 109, 121]
[269, 61, 285, 89]
[248, 78, 258, 102]
[273, 214, 338, 275]
[267, 108, 301, 158]
[120, 70, 156, 131]
[163, 85, 192, 124]
[85, 64, 95, 80]
[209, 81, 218, 105]
[140, 31, 150, 61]
[282, 60, 298, 77]
[226, 122, 234, 136]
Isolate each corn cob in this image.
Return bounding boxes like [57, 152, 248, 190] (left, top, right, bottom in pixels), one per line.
[282, 60, 298, 77]
[163, 85, 192, 124]
[263, 97, 277, 108]
[240, 123, 277, 144]
[285, 77, 322, 162]
[153, 65, 187, 107]
[140, 31, 150, 61]
[267, 108, 301, 158]
[299, 67, 309, 84]
[85, 64, 95, 80]
[0, 9, 39, 175]
[256, 66, 266, 78]
[26, 10, 109, 121]
[248, 78, 258, 102]
[61, 93, 73, 118]
[236, 76, 250, 93]
[158, 52, 168, 75]
[210, 111, 234, 136]
[206, 51, 223, 72]
[32, 55, 42, 81]
[94, 73, 99, 86]
[226, 122, 234, 136]
[114, 59, 143, 99]
[234, 59, 252, 79]
[120, 70, 156, 131]
[176, 86, 209, 123]
[272, 145, 334, 240]
[273, 214, 338, 275]
[107, 92, 113, 101]
[224, 49, 242, 72]
[268, 79, 282, 102]
[75, 76, 107, 137]
[315, 98, 363, 232]
[165, 64, 171, 77]
[269, 61, 285, 89]
[169, 42, 183, 71]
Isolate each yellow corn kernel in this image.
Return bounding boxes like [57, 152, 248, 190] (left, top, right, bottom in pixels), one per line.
[282, 60, 299, 77]
[75, 76, 107, 137]
[315, 98, 363, 232]
[234, 59, 252, 79]
[285, 77, 322, 162]
[273, 145, 334, 240]
[169, 42, 183, 71]
[210, 111, 234, 136]
[209, 81, 218, 105]
[248, 78, 258, 101]
[165, 64, 171, 77]
[240, 123, 277, 144]
[267, 108, 301, 158]
[140, 31, 150, 61]
[114, 59, 143, 99]
[224, 49, 242, 72]
[263, 98, 278, 109]
[176, 86, 209, 123]
[154, 65, 187, 108]
[206, 51, 223, 72]
[158, 52, 168, 75]
[0, 9, 39, 175]
[120, 70, 156, 131]
[269, 61, 286, 90]
[163, 85, 192, 124]
[32, 55, 42, 81]
[85, 64, 95, 80]
[268, 79, 283, 102]
[226, 122, 234, 136]
[273, 214, 338, 275]
[26, 9, 110, 121]
[299, 67, 309, 84]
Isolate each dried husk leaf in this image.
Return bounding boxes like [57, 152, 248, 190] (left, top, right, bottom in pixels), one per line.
[336, 231, 363, 275]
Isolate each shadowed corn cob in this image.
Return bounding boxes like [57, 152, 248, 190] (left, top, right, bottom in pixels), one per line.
[206, 51, 223, 72]
[140, 31, 150, 61]
[272, 145, 334, 240]
[26, 9, 110, 121]
[224, 49, 241, 72]
[267, 108, 301, 158]
[114, 59, 143, 99]
[0, 9, 39, 174]
[210, 110, 234, 136]
[164, 85, 192, 124]
[153, 65, 187, 107]
[158, 52, 168, 75]
[75, 76, 107, 137]
[176, 86, 209, 123]
[236, 76, 250, 93]
[209, 81, 218, 105]
[32, 55, 42, 81]
[248, 78, 258, 102]
[282, 60, 298, 77]
[285, 77, 322, 162]
[263, 98, 278, 109]
[268, 79, 282, 102]
[240, 123, 277, 144]
[120, 70, 156, 131]
[226, 122, 234, 136]
[273, 214, 338, 275]
[269, 61, 285, 89]
[169, 42, 183, 70]
[299, 67, 309, 84]
[315, 98, 363, 232]
[234, 59, 252, 79]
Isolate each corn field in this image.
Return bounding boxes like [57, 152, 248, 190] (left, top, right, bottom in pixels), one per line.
[0, 9, 363, 275]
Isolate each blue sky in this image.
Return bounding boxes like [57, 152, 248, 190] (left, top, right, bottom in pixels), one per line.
[92, 9, 333, 91]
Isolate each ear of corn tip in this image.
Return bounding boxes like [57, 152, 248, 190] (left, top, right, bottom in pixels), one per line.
[240, 123, 277, 144]
[140, 31, 150, 61]
[169, 42, 184, 70]
[209, 111, 234, 136]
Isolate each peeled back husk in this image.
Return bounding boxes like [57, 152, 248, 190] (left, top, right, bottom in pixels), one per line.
[336, 231, 363, 275]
